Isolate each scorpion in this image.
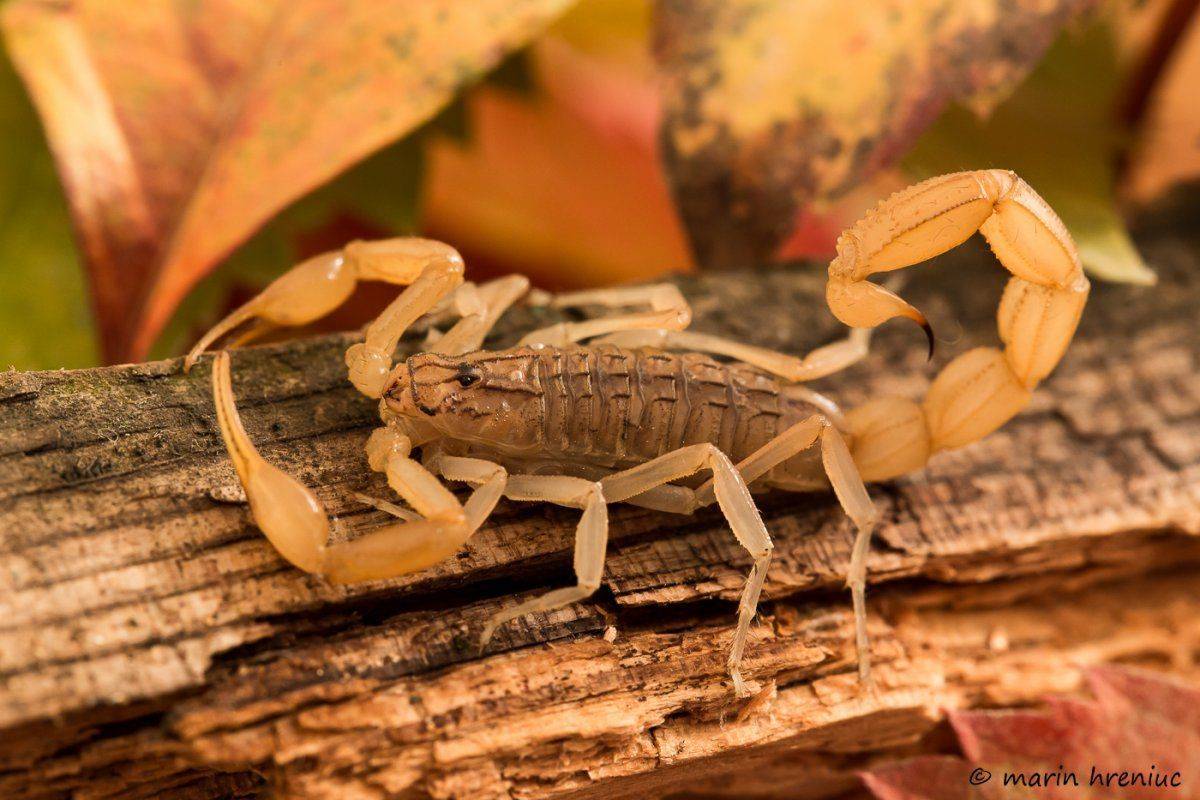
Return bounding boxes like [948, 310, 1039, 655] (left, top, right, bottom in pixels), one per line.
[185, 170, 1089, 696]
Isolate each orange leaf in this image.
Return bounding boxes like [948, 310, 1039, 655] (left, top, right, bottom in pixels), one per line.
[421, 35, 693, 288]
[1, 0, 574, 362]
[654, 0, 1096, 269]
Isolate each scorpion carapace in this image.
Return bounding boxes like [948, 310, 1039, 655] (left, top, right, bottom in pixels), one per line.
[185, 170, 1089, 697]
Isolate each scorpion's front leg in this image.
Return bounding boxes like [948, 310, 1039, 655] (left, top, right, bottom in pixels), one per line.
[478, 476, 608, 643]
[826, 170, 1090, 481]
[420, 275, 531, 355]
[348, 266, 535, 391]
[366, 457, 612, 646]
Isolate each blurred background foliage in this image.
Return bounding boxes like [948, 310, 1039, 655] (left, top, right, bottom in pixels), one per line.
[0, 44, 93, 367]
[0, 0, 1196, 370]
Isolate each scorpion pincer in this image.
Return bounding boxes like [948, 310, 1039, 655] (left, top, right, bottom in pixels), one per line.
[185, 170, 1089, 697]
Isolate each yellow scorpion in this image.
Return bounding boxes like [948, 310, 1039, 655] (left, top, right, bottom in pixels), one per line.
[186, 171, 1089, 696]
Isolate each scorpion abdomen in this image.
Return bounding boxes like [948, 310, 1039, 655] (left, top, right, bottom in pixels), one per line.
[527, 345, 825, 482]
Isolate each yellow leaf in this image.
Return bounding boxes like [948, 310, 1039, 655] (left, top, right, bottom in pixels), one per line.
[654, 0, 1095, 268]
[905, 16, 1156, 285]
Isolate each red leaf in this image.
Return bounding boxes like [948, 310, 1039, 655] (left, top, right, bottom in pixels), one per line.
[862, 666, 1200, 800]
[862, 756, 1000, 800]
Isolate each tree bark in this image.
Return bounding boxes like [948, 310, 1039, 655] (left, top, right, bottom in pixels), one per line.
[1, 218, 1198, 799]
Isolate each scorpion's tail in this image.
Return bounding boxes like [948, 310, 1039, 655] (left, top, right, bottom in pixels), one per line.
[825, 170, 1090, 482]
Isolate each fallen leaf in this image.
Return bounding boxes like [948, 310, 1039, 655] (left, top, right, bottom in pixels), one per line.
[654, 0, 1095, 269]
[862, 756, 1000, 800]
[0, 41, 93, 370]
[904, 15, 1156, 285]
[421, 5, 694, 288]
[1124, 6, 1200, 202]
[861, 665, 1200, 799]
[2, 0, 574, 362]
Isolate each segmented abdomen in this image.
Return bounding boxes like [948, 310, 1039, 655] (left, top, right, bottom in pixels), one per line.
[533, 345, 803, 471]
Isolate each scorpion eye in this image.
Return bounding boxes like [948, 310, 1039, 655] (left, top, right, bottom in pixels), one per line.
[456, 371, 481, 388]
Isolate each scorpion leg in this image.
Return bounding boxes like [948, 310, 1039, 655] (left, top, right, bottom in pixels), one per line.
[619, 417, 880, 684]
[726, 418, 878, 683]
[424, 452, 509, 533]
[602, 444, 772, 697]
[423, 275, 530, 356]
[825, 170, 1089, 481]
[593, 327, 872, 383]
[819, 424, 878, 684]
[518, 284, 692, 346]
[322, 425, 474, 584]
[358, 445, 511, 534]
[480, 476, 608, 643]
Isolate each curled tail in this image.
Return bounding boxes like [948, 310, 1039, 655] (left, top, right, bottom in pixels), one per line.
[825, 170, 1090, 481]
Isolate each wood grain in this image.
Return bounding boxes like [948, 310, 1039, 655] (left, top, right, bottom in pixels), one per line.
[1, 218, 1198, 798]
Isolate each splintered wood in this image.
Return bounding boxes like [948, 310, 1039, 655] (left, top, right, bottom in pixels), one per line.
[1, 230, 1198, 799]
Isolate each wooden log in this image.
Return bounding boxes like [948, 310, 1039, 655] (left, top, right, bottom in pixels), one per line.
[1, 218, 1198, 798]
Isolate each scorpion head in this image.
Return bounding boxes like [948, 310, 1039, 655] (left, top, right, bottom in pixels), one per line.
[382, 349, 544, 449]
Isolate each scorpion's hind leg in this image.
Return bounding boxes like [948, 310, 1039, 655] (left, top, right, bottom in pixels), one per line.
[593, 327, 872, 384]
[602, 444, 774, 697]
[479, 476, 608, 643]
[825, 170, 1090, 482]
[818, 424, 879, 684]
[657, 417, 878, 685]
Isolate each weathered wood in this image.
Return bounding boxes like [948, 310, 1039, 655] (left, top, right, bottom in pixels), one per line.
[1, 215, 1198, 799]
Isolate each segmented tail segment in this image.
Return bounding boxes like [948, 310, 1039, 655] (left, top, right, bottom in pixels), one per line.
[826, 170, 1089, 481]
